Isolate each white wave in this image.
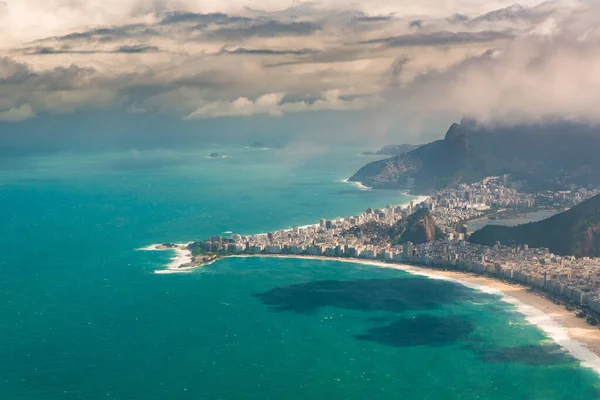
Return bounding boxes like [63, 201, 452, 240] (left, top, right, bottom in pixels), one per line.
[339, 178, 372, 191]
[167, 247, 193, 269]
[138, 244, 161, 251]
[141, 243, 194, 273]
[154, 269, 192, 274]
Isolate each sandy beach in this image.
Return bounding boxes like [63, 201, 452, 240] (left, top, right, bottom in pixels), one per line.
[139, 243, 195, 274]
[229, 254, 600, 374]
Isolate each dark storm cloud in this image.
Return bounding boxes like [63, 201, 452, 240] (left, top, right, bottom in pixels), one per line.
[211, 20, 321, 39]
[159, 11, 250, 25]
[409, 19, 423, 29]
[354, 15, 393, 23]
[264, 45, 379, 68]
[363, 30, 513, 47]
[33, 13, 321, 48]
[448, 13, 470, 23]
[221, 47, 317, 56]
[469, 4, 543, 24]
[0, 57, 37, 84]
[115, 45, 160, 53]
[22, 45, 159, 55]
[41, 24, 159, 44]
[389, 55, 410, 82]
[33, 65, 97, 90]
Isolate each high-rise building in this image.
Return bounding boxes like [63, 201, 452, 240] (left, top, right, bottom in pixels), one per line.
[403, 242, 414, 260]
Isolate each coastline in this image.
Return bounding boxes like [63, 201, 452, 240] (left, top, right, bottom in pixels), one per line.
[144, 191, 427, 273]
[340, 178, 372, 191]
[143, 242, 600, 373]
[141, 187, 600, 374]
[139, 244, 195, 274]
[228, 254, 600, 375]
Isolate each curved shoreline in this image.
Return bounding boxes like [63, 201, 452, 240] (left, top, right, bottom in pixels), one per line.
[138, 244, 194, 274]
[340, 178, 372, 191]
[217, 254, 600, 375]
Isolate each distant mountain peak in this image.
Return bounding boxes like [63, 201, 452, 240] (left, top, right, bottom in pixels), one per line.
[444, 122, 463, 141]
[350, 119, 600, 193]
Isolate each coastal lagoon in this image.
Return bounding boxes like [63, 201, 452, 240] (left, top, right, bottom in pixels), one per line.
[1, 147, 599, 399]
[467, 211, 560, 232]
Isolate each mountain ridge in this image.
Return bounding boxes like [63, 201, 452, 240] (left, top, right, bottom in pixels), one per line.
[350, 119, 600, 193]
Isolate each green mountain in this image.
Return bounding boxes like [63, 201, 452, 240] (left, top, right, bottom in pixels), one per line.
[469, 194, 600, 257]
[350, 119, 600, 193]
[390, 208, 444, 245]
[350, 122, 487, 192]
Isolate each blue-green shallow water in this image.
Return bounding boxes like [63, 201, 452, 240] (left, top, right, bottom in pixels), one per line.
[1, 147, 599, 399]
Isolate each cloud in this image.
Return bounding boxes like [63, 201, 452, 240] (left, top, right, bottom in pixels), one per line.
[186, 90, 380, 119]
[1, 0, 600, 132]
[220, 47, 316, 55]
[468, 3, 542, 24]
[53, 24, 158, 42]
[0, 104, 35, 121]
[115, 44, 160, 53]
[354, 15, 393, 23]
[22, 44, 159, 54]
[0, 0, 546, 46]
[210, 20, 321, 39]
[378, 21, 600, 125]
[364, 30, 514, 47]
[409, 19, 423, 29]
[160, 11, 243, 25]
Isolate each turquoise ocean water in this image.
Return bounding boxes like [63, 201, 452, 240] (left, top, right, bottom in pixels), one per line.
[1, 147, 599, 399]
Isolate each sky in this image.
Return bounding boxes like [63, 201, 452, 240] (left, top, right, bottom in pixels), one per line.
[1, 0, 600, 152]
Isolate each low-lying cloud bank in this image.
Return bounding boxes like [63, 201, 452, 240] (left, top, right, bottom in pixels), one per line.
[1, 0, 600, 129]
[186, 91, 381, 119]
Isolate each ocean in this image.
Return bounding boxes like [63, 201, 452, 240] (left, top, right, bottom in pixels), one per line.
[1, 146, 599, 399]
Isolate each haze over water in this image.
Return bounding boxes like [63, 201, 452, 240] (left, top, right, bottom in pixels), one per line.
[1, 147, 599, 399]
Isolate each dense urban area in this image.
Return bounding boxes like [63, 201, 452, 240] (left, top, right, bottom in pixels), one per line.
[180, 175, 600, 318]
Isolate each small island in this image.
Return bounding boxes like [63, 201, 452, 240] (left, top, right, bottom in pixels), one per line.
[208, 152, 225, 158]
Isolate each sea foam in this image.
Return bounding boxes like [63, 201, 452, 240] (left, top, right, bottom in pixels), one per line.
[340, 178, 372, 191]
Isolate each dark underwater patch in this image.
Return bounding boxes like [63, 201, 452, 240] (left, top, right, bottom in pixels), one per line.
[355, 315, 475, 347]
[253, 278, 482, 314]
[474, 344, 576, 366]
